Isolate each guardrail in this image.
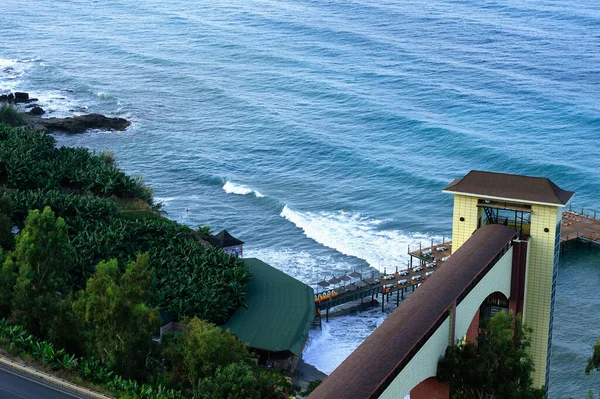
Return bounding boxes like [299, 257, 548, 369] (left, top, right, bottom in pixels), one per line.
[0, 356, 112, 399]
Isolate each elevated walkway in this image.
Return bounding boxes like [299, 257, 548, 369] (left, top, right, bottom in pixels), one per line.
[308, 225, 518, 399]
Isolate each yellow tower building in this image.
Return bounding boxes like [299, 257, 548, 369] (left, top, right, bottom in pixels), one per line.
[443, 170, 573, 389]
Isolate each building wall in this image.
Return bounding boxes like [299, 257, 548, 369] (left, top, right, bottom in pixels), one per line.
[454, 248, 513, 342]
[379, 248, 513, 399]
[449, 191, 562, 389]
[451, 195, 481, 250]
[523, 203, 561, 388]
[379, 318, 450, 399]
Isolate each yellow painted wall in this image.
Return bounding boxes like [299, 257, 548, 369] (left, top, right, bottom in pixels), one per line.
[379, 318, 451, 399]
[449, 193, 562, 389]
[454, 248, 513, 341]
[525, 203, 561, 387]
[451, 195, 481, 250]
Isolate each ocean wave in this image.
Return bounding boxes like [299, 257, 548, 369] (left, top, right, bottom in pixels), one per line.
[154, 196, 177, 205]
[0, 57, 34, 91]
[33, 90, 86, 118]
[280, 205, 438, 272]
[222, 181, 264, 198]
[243, 247, 358, 286]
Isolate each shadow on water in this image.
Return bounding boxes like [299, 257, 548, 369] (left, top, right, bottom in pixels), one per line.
[549, 244, 600, 397]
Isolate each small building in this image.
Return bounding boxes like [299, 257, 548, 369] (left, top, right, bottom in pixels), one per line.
[223, 258, 316, 372]
[152, 309, 185, 343]
[209, 229, 244, 257]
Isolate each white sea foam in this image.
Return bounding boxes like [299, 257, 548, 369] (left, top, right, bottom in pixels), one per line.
[223, 181, 264, 198]
[0, 58, 29, 91]
[302, 308, 391, 374]
[154, 196, 177, 205]
[34, 90, 85, 118]
[244, 247, 357, 286]
[280, 205, 439, 272]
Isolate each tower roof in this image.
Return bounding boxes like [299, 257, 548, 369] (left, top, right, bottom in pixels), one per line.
[442, 170, 574, 206]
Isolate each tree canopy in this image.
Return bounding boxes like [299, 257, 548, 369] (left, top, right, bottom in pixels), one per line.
[437, 310, 544, 399]
[161, 317, 250, 390]
[73, 254, 159, 379]
[9, 206, 74, 337]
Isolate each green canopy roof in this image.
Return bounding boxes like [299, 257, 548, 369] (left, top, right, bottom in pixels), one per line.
[223, 258, 315, 355]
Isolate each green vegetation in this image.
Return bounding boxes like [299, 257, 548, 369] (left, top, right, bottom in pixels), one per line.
[8, 207, 74, 338]
[73, 254, 159, 380]
[0, 319, 184, 399]
[0, 124, 250, 322]
[198, 361, 294, 399]
[437, 311, 544, 399]
[304, 380, 322, 396]
[161, 318, 249, 390]
[586, 340, 600, 375]
[0, 123, 292, 398]
[0, 104, 26, 127]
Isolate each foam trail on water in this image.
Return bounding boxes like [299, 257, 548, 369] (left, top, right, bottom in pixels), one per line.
[223, 181, 264, 198]
[244, 247, 358, 287]
[280, 205, 439, 272]
[154, 196, 177, 206]
[0, 57, 34, 91]
[302, 306, 391, 374]
[34, 90, 87, 118]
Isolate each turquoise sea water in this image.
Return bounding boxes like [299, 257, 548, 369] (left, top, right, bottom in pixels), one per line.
[1, 0, 599, 396]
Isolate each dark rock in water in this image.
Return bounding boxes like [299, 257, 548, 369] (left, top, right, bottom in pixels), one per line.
[0, 92, 36, 104]
[13, 92, 29, 103]
[41, 113, 131, 133]
[28, 106, 45, 116]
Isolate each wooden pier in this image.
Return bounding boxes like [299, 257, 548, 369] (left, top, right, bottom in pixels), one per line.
[314, 242, 454, 322]
[561, 209, 600, 246]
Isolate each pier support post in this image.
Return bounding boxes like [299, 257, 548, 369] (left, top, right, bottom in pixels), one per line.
[396, 290, 400, 306]
[401, 288, 404, 299]
[326, 307, 329, 323]
[382, 296, 385, 312]
[371, 294, 374, 307]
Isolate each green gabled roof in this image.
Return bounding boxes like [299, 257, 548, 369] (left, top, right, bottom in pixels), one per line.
[223, 258, 315, 355]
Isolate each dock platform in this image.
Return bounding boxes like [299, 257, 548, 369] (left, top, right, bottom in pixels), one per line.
[561, 210, 600, 245]
[314, 243, 454, 321]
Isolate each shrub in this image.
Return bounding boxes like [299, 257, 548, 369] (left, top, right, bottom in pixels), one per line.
[0, 104, 26, 127]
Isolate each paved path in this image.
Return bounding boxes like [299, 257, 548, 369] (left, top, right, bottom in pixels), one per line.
[0, 366, 80, 399]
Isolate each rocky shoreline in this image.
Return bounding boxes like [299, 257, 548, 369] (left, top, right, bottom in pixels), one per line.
[1, 91, 131, 133]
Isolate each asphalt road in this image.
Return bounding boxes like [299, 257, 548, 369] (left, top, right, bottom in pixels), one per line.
[0, 367, 80, 399]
